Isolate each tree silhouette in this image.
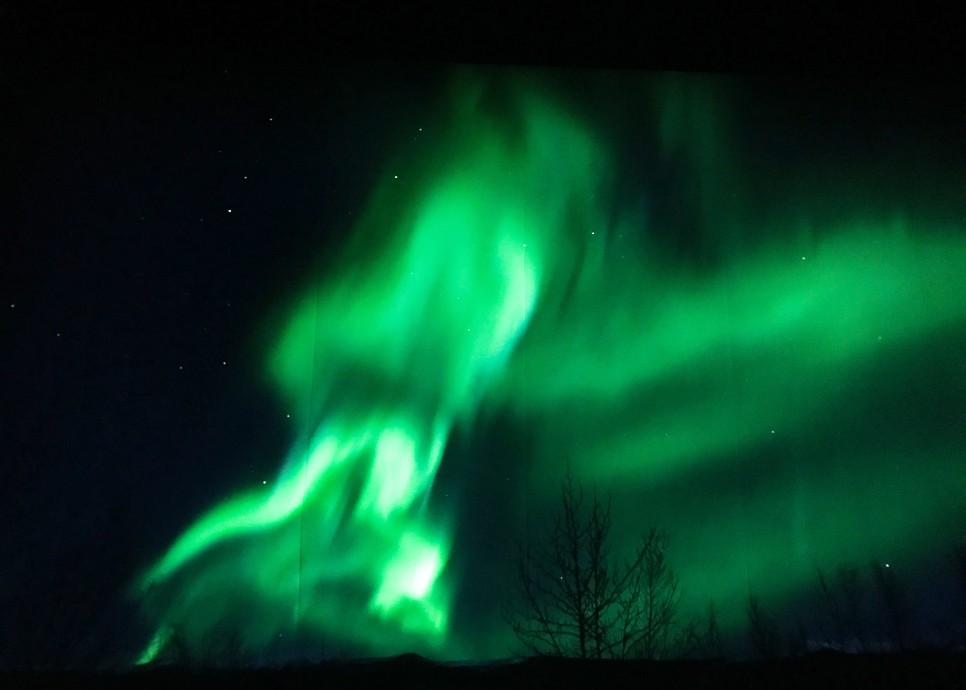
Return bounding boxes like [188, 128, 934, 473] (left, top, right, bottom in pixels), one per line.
[813, 566, 869, 652]
[504, 467, 680, 659]
[0, 496, 136, 669]
[675, 601, 724, 659]
[871, 561, 912, 651]
[746, 594, 781, 659]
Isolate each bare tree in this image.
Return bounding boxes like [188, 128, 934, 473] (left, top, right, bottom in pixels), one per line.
[812, 566, 870, 653]
[504, 467, 680, 659]
[633, 528, 681, 659]
[815, 568, 848, 650]
[787, 614, 810, 657]
[837, 566, 869, 652]
[675, 601, 723, 659]
[150, 625, 244, 669]
[871, 561, 912, 651]
[952, 543, 966, 647]
[746, 594, 781, 659]
[703, 601, 724, 657]
[0, 496, 135, 670]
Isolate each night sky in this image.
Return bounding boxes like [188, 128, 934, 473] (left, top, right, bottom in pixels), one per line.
[2, 4, 965, 669]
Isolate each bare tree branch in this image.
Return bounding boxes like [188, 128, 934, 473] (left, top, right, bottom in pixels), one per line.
[504, 466, 680, 659]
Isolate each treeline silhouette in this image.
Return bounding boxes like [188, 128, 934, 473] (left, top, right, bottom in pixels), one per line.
[506, 470, 966, 662]
[746, 552, 966, 659]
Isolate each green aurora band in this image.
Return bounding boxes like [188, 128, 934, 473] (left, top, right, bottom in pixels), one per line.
[135, 68, 966, 662]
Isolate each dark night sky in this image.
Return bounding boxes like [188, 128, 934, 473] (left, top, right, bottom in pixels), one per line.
[1, 1, 963, 667]
[2, 52, 447, 660]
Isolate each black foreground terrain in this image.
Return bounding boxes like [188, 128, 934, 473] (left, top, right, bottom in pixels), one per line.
[3, 652, 964, 689]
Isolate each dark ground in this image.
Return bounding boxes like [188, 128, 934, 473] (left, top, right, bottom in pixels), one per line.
[3, 653, 965, 690]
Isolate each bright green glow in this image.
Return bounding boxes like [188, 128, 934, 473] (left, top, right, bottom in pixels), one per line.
[137, 67, 965, 662]
[505, 220, 966, 479]
[360, 428, 418, 518]
[136, 627, 170, 665]
[136, 68, 607, 661]
[142, 428, 364, 584]
[370, 531, 448, 633]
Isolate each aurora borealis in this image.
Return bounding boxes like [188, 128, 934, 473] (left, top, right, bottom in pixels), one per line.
[122, 66, 966, 663]
[4, 52, 963, 669]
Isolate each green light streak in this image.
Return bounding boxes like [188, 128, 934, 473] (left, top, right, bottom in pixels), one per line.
[141, 428, 368, 585]
[136, 67, 965, 662]
[136, 68, 609, 662]
[508, 220, 966, 480]
[135, 627, 170, 665]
